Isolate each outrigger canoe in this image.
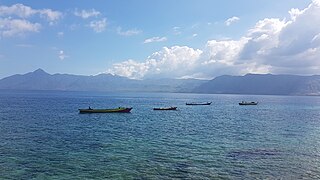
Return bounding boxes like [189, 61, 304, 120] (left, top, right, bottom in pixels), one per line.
[239, 101, 258, 105]
[153, 107, 177, 110]
[186, 102, 212, 105]
[79, 107, 132, 113]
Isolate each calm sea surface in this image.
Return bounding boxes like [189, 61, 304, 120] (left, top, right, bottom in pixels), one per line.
[0, 90, 320, 179]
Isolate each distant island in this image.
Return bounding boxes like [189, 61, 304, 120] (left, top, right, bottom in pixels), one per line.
[0, 69, 320, 96]
[194, 74, 320, 96]
[0, 69, 206, 93]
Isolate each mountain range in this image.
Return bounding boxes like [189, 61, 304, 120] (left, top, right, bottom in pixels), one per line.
[1, 69, 320, 96]
[194, 73, 320, 96]
[0, 69, 206, 93]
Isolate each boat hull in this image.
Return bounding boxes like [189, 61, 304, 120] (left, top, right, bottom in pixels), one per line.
[239, 102, 258, 105]
[153, 107, 177, 110]
[186, 102, 211, 105]
[79, 107, 132, 113]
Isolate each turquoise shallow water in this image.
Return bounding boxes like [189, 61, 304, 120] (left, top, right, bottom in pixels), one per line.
[0, 90, 320, 179]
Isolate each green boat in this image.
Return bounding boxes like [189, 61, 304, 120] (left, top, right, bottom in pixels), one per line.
[79, 107, 132, 113]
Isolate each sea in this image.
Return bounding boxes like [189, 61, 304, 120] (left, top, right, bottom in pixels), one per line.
[0, 90, 320, 179]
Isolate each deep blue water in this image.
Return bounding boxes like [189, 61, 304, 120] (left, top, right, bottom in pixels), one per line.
[0, 90, 320, 179]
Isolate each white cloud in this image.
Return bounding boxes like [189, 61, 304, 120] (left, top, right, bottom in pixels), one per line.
[107, 59, 149, 79]
[203, 39, 247, 65]
[0, 3, 35, 18]
[74, 8, 100, 19]
[247, 18, 285, 37]
[39, 8, 62, 23]
[312, 33, 320, 43]
[88, 18, 107, 33]
[313, 0, 320, 5]
[117, 27, 141, 36]
[0, 4, 62, 23]
[198, 38, 271, 78]
[143, 36, 167, 44]
[239, 18, 286, 60]
[58, 50, 68, 60]
[107, 46, 202, 79]
[192, 33, 198, 37]
[263, 0, 320, 74]
[107, 1, 320, 79]
[0, 4, 61, 37]
[225, 16, 240, 26]
[0, 18, 41, 37]
[289, 8, 303, 21]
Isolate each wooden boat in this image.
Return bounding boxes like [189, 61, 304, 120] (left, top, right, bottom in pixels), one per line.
[186, 102, 212, 105]
[79, 107, 132, 113]
[239, 101, 258, 105]
[153, 107, 177, 110]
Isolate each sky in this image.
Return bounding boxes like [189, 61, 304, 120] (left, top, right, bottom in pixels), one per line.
[0, 0, 319, 79]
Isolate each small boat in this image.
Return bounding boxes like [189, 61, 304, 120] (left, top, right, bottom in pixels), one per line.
[153, 107, 177, 110]
[186, 102, 212, 105]
[239, 101, 258, 105]
[79, 107, 132, 113]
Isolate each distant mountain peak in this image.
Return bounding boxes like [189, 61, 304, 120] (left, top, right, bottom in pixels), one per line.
[25, 68, 50, 78]
[0, 69, 207, 92]
[33, 68, 48, 74]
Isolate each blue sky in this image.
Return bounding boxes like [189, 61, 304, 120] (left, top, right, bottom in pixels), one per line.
[0, 0, 317, 79]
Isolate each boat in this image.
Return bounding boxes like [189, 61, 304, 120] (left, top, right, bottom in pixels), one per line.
[153, 107, 177, 110]
[79, 107, 132, 113]
[186, 102, 212, 105]
[239, 101, 258, 105]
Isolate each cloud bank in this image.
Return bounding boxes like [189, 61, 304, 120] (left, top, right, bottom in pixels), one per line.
[0, 18, 41, 37]
[0, 4, 61, 37]
[108, 46, 202, 79]
[108, 0, 320, 79]
[0, 3, 62, 22]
